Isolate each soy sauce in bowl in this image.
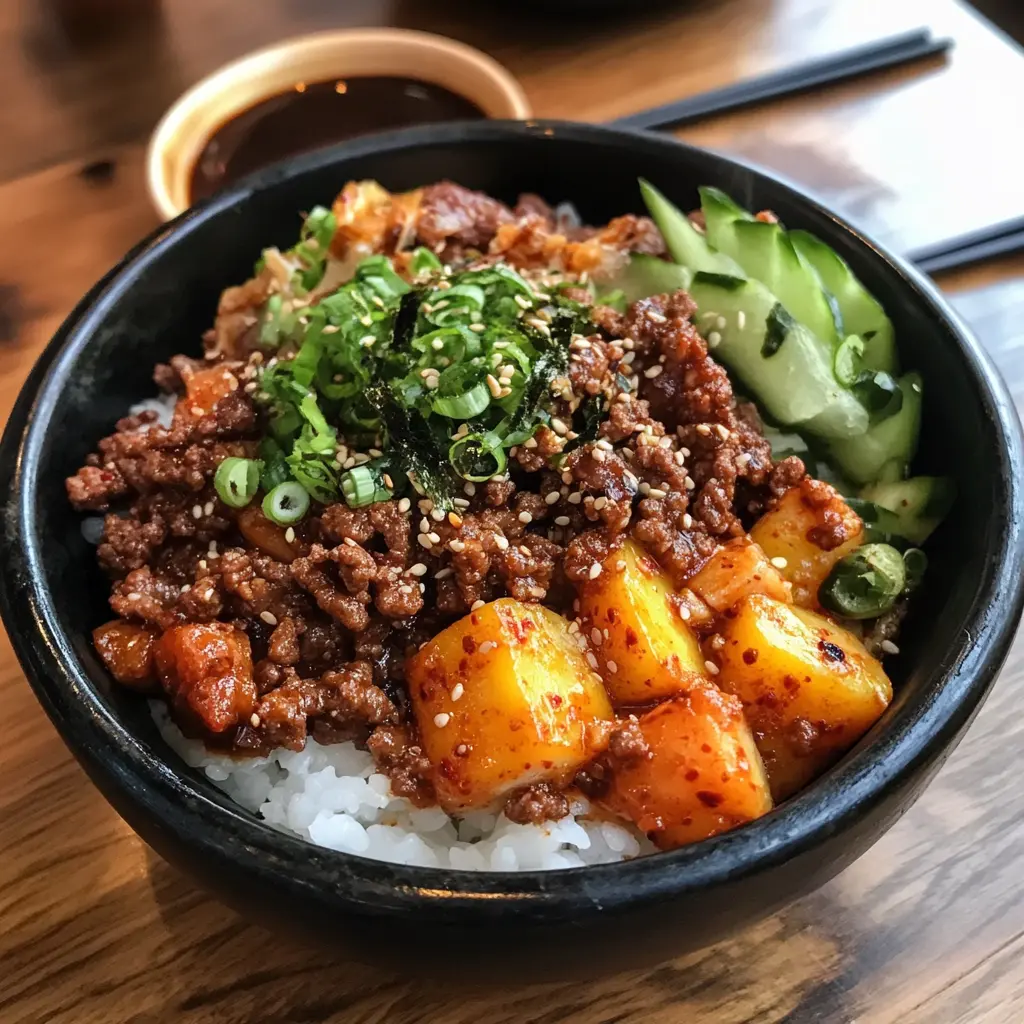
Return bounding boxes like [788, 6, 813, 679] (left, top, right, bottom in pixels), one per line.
[189, 77, 485, 203]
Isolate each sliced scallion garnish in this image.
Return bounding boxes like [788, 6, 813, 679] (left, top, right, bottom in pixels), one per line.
[449, 431, 508, 482]
[213, 457, 261, 509]
[340, 465, 393, 508]
[432, 382, 491, 420]
[262, 481, 310, 525]
[818, 543, 907, 620]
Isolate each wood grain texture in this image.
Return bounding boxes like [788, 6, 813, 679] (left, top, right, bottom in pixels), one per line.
[1, 1, 1023, 1022]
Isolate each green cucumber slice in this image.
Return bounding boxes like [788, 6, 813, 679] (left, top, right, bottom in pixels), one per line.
[639, 179, 744, 276]
[789, 229, 897, 373]
[606, 253, 693, 303]
[688, 272, 868, 438]
[829, 372, 922, 484]
[859, 475, 954, 544]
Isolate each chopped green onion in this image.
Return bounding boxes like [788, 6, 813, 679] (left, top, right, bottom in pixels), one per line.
[410, 247, 442, 275]
[259, 438, 291, 491]
[432, 382, 491, 419]
[819, 543, 907, 620]
[214, 457, 260, 509]
[263, 481, 310, 525]
[449, 431, 508, 481]
[903, 548, 928, 592]
[852, 370, 903, 421]
[340, 465, 393, 508]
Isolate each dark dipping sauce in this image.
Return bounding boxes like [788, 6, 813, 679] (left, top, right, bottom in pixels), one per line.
[189, 77, 485, 203]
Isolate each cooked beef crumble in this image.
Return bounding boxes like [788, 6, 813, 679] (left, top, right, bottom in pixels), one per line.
[69, 181, 810, 820]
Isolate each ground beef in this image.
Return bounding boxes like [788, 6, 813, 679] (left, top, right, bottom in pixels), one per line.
[416, 181, 514, 254]
[799, 477, 860, 550]
[366, 723, 436, 806]
[607, 716, 652, 763]
[504, 782, 571, 825]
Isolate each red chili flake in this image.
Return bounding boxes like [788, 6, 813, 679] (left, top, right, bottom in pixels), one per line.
[697, 791, 724, 808]
[462, 635, 477, 654]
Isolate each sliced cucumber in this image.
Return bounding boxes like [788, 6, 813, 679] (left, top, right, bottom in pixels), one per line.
[607, 253, 693, 304]
[639, 179, 743, 276]
[688, 272, 868, 438]
[828, 372, 922, 484]
[698, 186, 753, 258]
[859, 475, 955, 544]
[845, 498, 914, 546]
[789, 229, 897, 373]
[700, 189, 841, 349]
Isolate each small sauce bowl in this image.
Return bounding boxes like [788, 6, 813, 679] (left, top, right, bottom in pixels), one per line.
[146, 28, 530, 220]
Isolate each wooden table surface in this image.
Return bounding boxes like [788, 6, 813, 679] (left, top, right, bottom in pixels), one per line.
[2, 1, 1023, 1021]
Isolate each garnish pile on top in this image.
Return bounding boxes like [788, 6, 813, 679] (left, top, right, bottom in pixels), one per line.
[218, 206, 599, 520]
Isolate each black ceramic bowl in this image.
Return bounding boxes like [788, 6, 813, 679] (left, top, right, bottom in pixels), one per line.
[2, 121, 1022, 973]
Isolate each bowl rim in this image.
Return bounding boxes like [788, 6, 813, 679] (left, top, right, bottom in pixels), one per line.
[145, 27, 532, 221]
[4, 119, 1023, 917]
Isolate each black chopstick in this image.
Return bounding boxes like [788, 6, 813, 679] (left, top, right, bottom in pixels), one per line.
[908, 216, 1024, 275]
[611, 29, 953, 132]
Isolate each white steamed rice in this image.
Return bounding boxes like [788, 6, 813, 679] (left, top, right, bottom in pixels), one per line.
[152, 703, 651, 871]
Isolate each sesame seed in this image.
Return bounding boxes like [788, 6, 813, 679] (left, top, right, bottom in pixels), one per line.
[431, 338, 445, 351]
[586, 652, 599, 669]
[455, 743, 469, 755]
[204, 501, 214, 516]
[524, 437, 539, 449]
[191, 504, 203, 519]
[568, 492, 583, 505]
[494, 534, 510, 550]
[478, 640, 496, 653]
[359, 315, 373, 327]
[644, 364, 664, 379]
[417, 535, 433, 549]
[606, 661, 618, 674]
[591, 627, 603, 646]
[562, 471, 574, 485]
[419, 517, 431, 533]
[770, 556, 788, 569]
[464, 482, 476, 496]
[696, 423, 712, 436]
[433, 713, 451, 728]
[594, 496, 608, 510]
[736, 453, 751, 470]
[737, 311, 747, 330]
[469, 323, 486, 332]
[881, 640, 900, 655]
[715, 315, 727, 330]
[529, 585, 547, 598]
[260, 611, 278, 626]
[250, 713, 261, 727]
[449, 512, 464, 527]
[678, 604, 691, 621]
[409, 563, 428, 576]
[285, 527, 296, 544]
[427, 531, 442, 544]
[545, 490, 561, 505]
[647, 311, 667, 324]
[471, 599, 486, 611]
[596, 439, 613, 452]
[359, 334, 376, 348]
[451, 683, 465, 701]
[684, 477, 695, 491]
[704, 660, 720, 676]
[551, 417, 569, 436]
[450, 539, 466, 552]
[648, 488, 667, 499]
[555, 515, 571, 526]
[683, 513, 693, 529]
[716, 424, 730, 440]
[435, 567, 454, 580]
[514, 293, 532, 309]
[589, 562, 603, 580]
[707, 331, 722, 348]
[430, 507, 446, 522]
[592, 448, 606, 463]
[486, 374, 503, 398]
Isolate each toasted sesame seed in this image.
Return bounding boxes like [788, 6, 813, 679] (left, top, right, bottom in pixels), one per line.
[529, 585, 547, 598]
[191, 504, 203, 519]
[478, 640, 496, 654]
[514, 293, 532, 309]
[469, 322, 486, 332]
[433, 713, 451, 728]
[593, 496, 608, 510]
[428, 507, 444, 522]
[359, 334, 376, 348]
[586, 652, 599, 669]
[463, 481, 477, 496]
[683, 513, 693, 529]
[592, 448, 606, 463]
[551, 417, 569, 436]
[555, 515, 571, 526]
[471, 599, 486, 611]
[343, 537, 358, 547]
[427, 531, 442, 544]
[696, 423, 712, 436]
[684, 477, 695, 491]
[716, 424, 730, 440]
[431, 338, 445, 351]
[737, 310, 747, 330]
[678, 604, 691, 621]
[417, 535, 434, 549]
[568, 492, 583, 505]
[524, 437, 539, 449]
[647, 311, 667, 324]
[435, 567, 454, 580]
[260, 611, 278, 626]
[486, 374, 503, 398]
[770, 556, 788, 569]
[518, 511, 533, 524]
[449, 538, 466, 552]
[706, 331, 722, 348]
[494, 534, 510, 550]
[544, 490, 561, 505]
[643, 364, 664, 379]
[648, 488, 667, 499]
[704, 660, 720, 676]
[589, 562, 603, 580]
[451, 683, 465, 701]
[591, 627, 603, 646]
[881, 640, 900, 655]
[359, 315, 373, 327]
[284, 527, 296, 544]
[715, 315, 727, 330]
[204, 501, 214, 516]
[606, 660, 618, 674]
[409, 563, 428, 577]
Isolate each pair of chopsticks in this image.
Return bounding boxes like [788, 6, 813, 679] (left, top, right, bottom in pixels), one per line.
[610, 28, 952, 131]
[611, 28, 1023, 274]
